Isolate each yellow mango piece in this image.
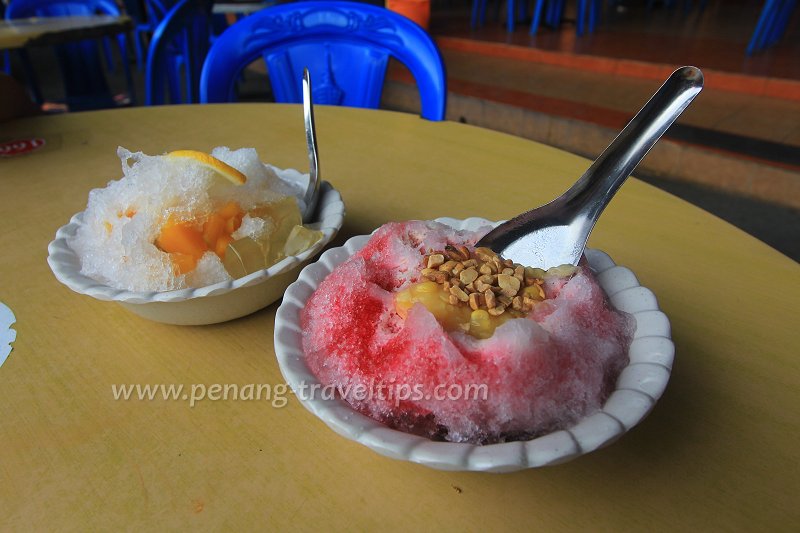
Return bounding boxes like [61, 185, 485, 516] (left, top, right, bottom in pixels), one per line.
[202, 213, 226, 247]
[394, 281, 517, 339]
[156, 221, 208, 259]
[469, 310, 493, 339]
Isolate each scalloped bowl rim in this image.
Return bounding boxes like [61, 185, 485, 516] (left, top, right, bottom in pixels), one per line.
[274, 217, 674, 472]
[46, 181, 345, 304]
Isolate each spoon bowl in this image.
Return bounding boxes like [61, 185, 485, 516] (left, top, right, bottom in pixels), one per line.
[477, 66, 704, 269]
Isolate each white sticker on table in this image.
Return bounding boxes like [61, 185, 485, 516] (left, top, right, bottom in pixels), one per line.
[0, 302, 16, 368]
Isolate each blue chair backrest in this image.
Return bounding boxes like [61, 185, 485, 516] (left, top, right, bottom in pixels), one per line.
[145, 0, 173, 24]
[200, 0, 447, 121]
[145, 0, 212, 105]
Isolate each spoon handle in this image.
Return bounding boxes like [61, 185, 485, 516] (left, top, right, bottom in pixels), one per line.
[302, 68, 321, 222]
[560, 66, 703, 226]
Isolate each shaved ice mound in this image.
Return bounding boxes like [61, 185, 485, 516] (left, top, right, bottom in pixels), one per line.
[69, 147, 316, 292]
[301, 220, 635, 444]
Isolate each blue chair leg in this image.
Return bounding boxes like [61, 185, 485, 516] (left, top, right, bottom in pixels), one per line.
[588, 0, 602, 33]
[576, 0, 602, 35]
[166, 54, 182, 104]
[471, 0, 489, 28]
[765, 0, 784, 45]
[517, 0, 527, 22]
[747, 0, 779, 54]
[134, 26, 147, 71]
[576, 0, 587, 35]
[762, 1, 779, 47]
[769, 0, 796, 46]
[529, 0, 546, 35]
[546, 0, 563, 27]
[507, 0, 515, 32]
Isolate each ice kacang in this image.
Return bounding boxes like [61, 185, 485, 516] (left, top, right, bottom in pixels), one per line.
[301, 221, 634, 444]
[69, 147, 322, 291]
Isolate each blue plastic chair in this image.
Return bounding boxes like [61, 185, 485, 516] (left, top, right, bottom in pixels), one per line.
[6, 0, 135, 110]
[200, 0, 447, 121]
[145, 0, 212, 105]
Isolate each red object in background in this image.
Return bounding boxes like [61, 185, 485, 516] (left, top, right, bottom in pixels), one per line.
[0, 138, 46, 157]
[386, 0, 430, 30]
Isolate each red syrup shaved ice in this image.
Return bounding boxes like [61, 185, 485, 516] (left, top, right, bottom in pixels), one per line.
[301, 221, 635, 444]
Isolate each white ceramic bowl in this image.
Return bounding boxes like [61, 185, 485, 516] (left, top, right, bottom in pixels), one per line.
[47, 182, 345, 325]
[274, 217, 673, 472]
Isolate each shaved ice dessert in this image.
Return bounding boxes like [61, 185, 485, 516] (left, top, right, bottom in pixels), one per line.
[69, 146, 322, 292]
[301, 221, 634, 444]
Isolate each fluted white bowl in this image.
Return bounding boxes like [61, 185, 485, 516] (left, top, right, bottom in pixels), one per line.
[274, 217, 673, 472]
[47, 182, 345, 325]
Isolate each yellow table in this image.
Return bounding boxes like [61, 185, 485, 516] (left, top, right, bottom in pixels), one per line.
[0, 16, 132, 51]
[1, 105, 797, 530]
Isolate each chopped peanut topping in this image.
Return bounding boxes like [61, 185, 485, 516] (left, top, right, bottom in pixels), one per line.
[418, 245, 574, 317]
[427, 254, 445, 269]
[396, 245, 579, 338]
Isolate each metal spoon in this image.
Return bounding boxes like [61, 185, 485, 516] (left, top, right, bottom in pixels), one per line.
[301, 68, 321, 223]
[476, 66, 704, 269]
